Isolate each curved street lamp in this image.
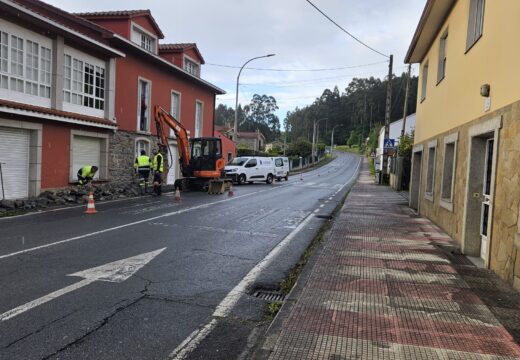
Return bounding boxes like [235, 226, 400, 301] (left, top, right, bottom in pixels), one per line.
[233, 54, 276, 143]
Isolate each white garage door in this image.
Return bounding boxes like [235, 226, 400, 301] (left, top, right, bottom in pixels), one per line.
[0, 127, 29, 199]
[72, 136, 101, 181]
[166, 144, 178, 185]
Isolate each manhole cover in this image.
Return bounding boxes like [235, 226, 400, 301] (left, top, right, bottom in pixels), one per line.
[253, 290, 286, 302]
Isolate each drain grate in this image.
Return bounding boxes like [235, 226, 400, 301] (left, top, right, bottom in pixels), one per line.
[253, 290, 286, 302]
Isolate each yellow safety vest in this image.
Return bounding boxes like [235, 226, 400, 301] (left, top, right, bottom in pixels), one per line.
[135, 155, 151, 170]
[80, 165, 95, 178]
[153, 153, 164, 172]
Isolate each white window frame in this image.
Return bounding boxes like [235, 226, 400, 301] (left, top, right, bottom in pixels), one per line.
[135, 137, 151, 158]
[0, 20, 53, 107]
[421, 61, 428, 102]
[170, 90, 181, 137]
[131, 22, 157, 54]
[437, 29, 448, 84]
[440, 133, 459, 212]
[195, 100, 203, 137]
[425, 139, 437, 201]
[63, 46, 106, 117]
[466, 0, 485, 51]
[183, 55, 200, 77]
[137, 77, 152, 133]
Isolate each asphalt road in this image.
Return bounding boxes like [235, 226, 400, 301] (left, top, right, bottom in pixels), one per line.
[0, 152, 361, 360]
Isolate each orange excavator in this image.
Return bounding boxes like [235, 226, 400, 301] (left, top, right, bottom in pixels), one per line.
[154, 105, 230, 194]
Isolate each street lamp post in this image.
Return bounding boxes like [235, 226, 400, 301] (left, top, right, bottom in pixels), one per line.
[312, 117, 327, 166]
[331, 125, 342, 155]
[233, 54, 275, 143]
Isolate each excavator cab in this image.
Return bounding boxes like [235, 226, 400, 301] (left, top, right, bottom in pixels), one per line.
[188, 137, 224, 178]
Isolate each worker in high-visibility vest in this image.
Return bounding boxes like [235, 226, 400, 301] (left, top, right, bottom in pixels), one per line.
[134, 150, 152, 195]
[152, 148, 164, 196]
[77, 165, 98, 186]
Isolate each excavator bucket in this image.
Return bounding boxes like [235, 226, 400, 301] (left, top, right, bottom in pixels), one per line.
[208, 179, 226, 195]
[207, 179, 232, 195]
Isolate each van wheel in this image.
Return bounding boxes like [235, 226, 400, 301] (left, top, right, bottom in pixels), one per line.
[266, 174, 274, 184]
[277, 177, 282, 182]
[238, 174, 246, 185]
[285, 173, 289, 181]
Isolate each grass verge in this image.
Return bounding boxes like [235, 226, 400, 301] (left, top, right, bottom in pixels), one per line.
[0, 209, 27, 218]
[265, 301, 283, 321]
[279, 190, 350, 295]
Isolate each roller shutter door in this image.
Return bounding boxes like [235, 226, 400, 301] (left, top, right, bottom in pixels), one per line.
[0, 127, 29, 199]
[166, 144, 178, 185]
[72, 136, 101, 181]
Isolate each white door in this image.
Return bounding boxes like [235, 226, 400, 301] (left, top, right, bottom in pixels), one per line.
[72, 136, 101, 181]
[166, 144, 178, 185]
[480, 138, 494, 260]
[0, 127, 29, 199]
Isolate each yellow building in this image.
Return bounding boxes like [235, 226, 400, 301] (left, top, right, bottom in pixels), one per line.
[406, 0, 520, 289]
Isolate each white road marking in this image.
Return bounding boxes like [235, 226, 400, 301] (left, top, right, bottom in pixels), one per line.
[320, 204, 325, 208]
[168, 156, 363, 360]
[0, 248, 165, 321]
[169, 213, 316, 360]
[0, 187, 285, 261]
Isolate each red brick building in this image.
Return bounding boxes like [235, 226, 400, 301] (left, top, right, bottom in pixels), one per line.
[0, 1, 224, 200]
[76, 10, 225, 187]
[0, 0, 122, 200]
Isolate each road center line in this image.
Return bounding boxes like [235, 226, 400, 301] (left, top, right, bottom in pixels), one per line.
[0, 186, 289, 261]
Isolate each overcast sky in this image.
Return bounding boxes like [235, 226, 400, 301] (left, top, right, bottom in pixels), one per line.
[46, 0, 426, 119]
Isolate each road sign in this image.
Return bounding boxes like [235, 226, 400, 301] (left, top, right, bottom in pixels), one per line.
[0, 248, 166, 322]
[384, 138, 395, 148]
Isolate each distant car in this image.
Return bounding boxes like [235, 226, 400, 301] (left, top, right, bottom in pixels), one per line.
[225, 156, 275, 185]
[271, 156, 289, 181]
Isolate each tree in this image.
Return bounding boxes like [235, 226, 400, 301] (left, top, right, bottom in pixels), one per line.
[287, 138, 312, 157]
[346, 130, 360, 148]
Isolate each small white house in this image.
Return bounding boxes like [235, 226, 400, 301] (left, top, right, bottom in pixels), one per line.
[375, 114, 416, 171]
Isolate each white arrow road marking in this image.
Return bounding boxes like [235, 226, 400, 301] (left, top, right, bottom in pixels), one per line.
[0, 248, 166, 322]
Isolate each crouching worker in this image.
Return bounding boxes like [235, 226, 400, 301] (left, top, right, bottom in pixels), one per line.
[77, 165, 98, 186]
[152, 148, 164, 196]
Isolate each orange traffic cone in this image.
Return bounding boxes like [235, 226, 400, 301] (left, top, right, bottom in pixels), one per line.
[228, 183, 234, 197]
[174, 188, 181, 202]
[85, 192, 97, 214]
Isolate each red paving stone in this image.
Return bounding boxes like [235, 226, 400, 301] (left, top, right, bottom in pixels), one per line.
[283, 307, 520, 357]
[264, 160, 520, 360]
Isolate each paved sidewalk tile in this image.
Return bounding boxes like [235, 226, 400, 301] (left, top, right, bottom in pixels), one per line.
[267, 162, 520, 360]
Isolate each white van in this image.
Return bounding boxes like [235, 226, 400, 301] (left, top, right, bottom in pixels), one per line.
[272, 156, 289, 181]
[225, 157, 275, 185]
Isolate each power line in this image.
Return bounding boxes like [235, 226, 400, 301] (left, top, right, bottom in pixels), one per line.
[239, 66, 407, 87]
[306, 0, 389, 58]
[205, 60, 388, 72]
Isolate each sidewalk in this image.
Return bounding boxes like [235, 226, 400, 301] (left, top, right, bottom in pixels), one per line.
[257, 160, 520, 360]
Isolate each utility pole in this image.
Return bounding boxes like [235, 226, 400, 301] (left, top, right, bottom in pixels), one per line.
[401, 63, 412, 138]
[381, 54, 393, 184]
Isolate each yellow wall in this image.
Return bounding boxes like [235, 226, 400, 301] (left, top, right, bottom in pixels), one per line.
[415, 0, 520, 143]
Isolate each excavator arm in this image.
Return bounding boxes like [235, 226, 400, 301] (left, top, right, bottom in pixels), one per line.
[154, 105, 190, 173]
[153, 105, 230, 194]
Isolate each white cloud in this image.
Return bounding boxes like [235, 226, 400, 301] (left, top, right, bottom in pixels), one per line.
[45, 0, 426, 119]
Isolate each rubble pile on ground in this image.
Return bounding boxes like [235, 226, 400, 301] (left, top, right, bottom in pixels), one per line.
[0, 183, 172, 215]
